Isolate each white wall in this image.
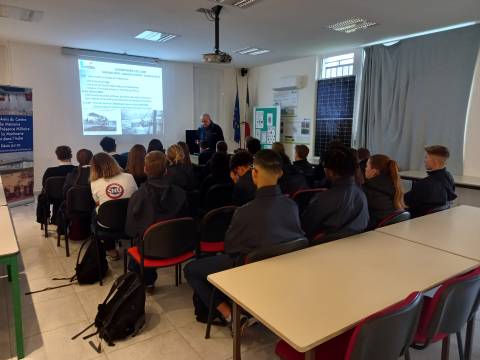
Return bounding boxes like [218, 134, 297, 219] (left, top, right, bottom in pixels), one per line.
[464, 49, 480, 177]
[3, 41, 195, 191]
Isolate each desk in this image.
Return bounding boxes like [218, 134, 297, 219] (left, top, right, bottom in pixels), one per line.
[208, 232, 478, 359]
[0, 177, 6, 206]
[377, 205, 480, 262]
[0, 206, 24, 358]
[400, 170, 480, 190]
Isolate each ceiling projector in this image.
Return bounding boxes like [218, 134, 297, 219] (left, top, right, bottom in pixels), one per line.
[203, 51, 232, 64]
[200, 5, 232, 64]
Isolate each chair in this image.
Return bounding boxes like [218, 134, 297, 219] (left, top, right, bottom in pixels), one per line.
[276, 292, 424, 360]
[126, 217, 197, 287]
[292, 188, 327, 214]
[205, 183, 233, 211]
[42, 176, 66, 238]
[60, 186, 95, 257]
[93, 198, 130, 284]
[199, 206, 237, 254]
[205, 237, 309, 339]
[376, 210, 411, 228]
[187, 190, 202, 218]
[411, 267, 480, 360]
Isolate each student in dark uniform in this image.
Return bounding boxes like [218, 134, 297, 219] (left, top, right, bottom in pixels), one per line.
[99, 137, 127, 169]
[147, 138, 164, 153]
[63, 149, 93, 197]
[357, 147, 371, 177]
[126, 151, 189, 289]
[301, 147, 369, 241]
[246, 137, 261, 156]
[363, 154, 405, 228]
[405, 145, 457, 217]
[166, 144, 197, 191]
[230, 151, 256, 206]
[198, 141, 214, 166]
[184, 149, 305, 323]
[197, 113, 225, 151]
[200, 152, 232, 204]
[293, 144, 315, 178]
[272, 142, 309, 195]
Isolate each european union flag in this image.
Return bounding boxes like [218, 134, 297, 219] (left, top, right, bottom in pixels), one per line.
[233, 87, 241, 143]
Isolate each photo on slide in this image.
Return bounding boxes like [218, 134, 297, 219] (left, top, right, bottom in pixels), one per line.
[82, 109, 122, 135]
[121, 109, 164, 135]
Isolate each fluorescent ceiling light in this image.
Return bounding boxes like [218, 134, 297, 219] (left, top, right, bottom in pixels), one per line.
[0, 4, 43, 22]
[233, 47, 271, 56]
[135, 30, 178, 43]
[328, 18, 377, 34]
[208, 0, 261, 9]
[250, 49, 271, 55]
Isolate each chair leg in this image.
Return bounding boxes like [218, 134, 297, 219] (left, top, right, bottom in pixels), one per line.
[175, 264, 179, 287]
[456, 332, 465, 360]
[205, 288, 217, 339]
[95, 237, 103, 286]
[123, 249, 128, 275]
[178, 263, 182, 285]
[57, 232, 61, 247]
[65, 230, 70, 258]
[441, 335, 450, 360]
[465, 317, 475, 360]
[404, 348, 411, 360]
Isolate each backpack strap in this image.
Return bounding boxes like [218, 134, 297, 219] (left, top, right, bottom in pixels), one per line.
[71, 322, 95, 340]
[25, 282, 75, 296]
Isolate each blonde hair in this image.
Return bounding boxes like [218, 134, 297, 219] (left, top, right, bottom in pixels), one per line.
[145, 151, 167, 177]
[90, 152, 122, 181]
[369, 154, 405, 210]
[166, 144, 185, 165]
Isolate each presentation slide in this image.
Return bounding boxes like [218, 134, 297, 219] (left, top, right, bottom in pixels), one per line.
[78, 59, 164, 136]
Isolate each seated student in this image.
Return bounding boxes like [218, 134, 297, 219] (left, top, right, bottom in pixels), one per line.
[126, 151, 189, 289]
[230, 151, 256, 206]
[201, 152, 232, 204]
[301, 147, 369, 241]
[246, 137, 261, 156]
[100, 137, 127, 169]
[198, 141, 214, 166]
[90, 152, 138, 260]
[357, 147, 371, 176]
[272, 142, 309, 195]
[184, 149, 305, 322]
[63, 149, 93, 197]
[216, 141, 228, 154]
[147, 138, 164, 153]
[293, 145, 315, 188]
[404, 145, 457, 217]
[363, 154, 405, 228]
[166, 144, 197, 191]
[126, 144, 147, 187]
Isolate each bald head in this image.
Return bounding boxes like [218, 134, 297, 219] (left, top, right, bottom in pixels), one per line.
[201, 114, 212, 128]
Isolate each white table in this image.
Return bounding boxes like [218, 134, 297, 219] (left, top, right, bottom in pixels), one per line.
[400, 170, 480, 190]
[208, 231, 478, 359]
[0, 179, 6, 206]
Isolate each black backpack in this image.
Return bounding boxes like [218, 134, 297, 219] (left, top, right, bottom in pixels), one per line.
[73, 272, 146, 352]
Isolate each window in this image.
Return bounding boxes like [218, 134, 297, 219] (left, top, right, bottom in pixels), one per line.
[321, 53, 355, 79]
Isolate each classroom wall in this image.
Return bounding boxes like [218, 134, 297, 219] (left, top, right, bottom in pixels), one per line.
[1, 41, 198, 191]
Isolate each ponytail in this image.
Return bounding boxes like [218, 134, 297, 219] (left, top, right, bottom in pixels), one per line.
[388, 159, 405, 210]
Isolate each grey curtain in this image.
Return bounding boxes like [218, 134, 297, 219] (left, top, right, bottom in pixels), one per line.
[357, 25, 480, 174]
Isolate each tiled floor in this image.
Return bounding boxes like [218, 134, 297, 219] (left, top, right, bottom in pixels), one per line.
[1, 203, 479, 359]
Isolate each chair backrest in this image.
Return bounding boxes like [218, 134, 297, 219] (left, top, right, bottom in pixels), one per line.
[66, 186, 95, 215]
[426, 203, 450, 215]
[142, 217, 197, 259]
[44, 176, 66, 202]
[245, 237, 309, 264]
[422, 267, 480, 341]
[347, 292, 424, 360]
[376, 211, 411, 228]
[205, 183, 233, 211]
[201, 206, 237, 244]
[292, 188, 326, 214]
[187, 190, 201, 216]
[97, 198, 129, 231]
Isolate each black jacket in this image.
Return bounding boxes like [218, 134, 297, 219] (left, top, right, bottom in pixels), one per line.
[279, 163, 309, 195]
[125, 177, 189, 240]
[166, 163, 197, 191]
[404, 168, 457, 216]
[201, 173, 232, 205]
[225, 186, 305, 256]
[42, 164, 76, 187]
[293, 159, 315, 177]
[112, 153, 127, 169]
[63, 166, 90, 197]
[198, 122, 225, 150]
[363, 174, 397, 228]
[232, 170, 256, 206]
[301, 176, 369, 239]
[198, 149, 214, 166]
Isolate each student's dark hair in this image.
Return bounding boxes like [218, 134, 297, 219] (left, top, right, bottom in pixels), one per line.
[200, 141, 209, 150]
[246, 137, 261, 155]
[147, 139, 164, 153]
[230, 150, 253, 171]
[55, 146, 72, 161]
[425, 145, 450, 159]
[126, 144, 146, 179]
[295, 144, 309, 160]
[177, 141, 192, 166]
[99, 137, 116, 153]
[324, 147, 358, 177]
[210, 152, 230, 177]
[254, 149, 283, 174]
[216, 141, 228, 153]
[144, 151, 167, 178]
[272, 142, 286, 155]
[369, 154, 405, 210]
[76, 149, 93, 166]
[357, 148, 371, 161]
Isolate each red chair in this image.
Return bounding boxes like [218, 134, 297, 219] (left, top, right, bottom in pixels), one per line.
[276, 292, 423, 360]
[126, 218, 197, 286]
[376, 210, 411, 228]
[411, 267, 480, 360]
[292, 188, 327, 214]
[199, 206, 236, 254]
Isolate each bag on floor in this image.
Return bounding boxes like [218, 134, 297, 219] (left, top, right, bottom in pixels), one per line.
[72, 272, 146, 352]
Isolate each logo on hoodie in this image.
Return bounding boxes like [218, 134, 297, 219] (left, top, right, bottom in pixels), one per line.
[105, 183, 124, 199]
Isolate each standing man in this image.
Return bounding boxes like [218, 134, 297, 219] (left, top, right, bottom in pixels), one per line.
[197, 114, 224, 151]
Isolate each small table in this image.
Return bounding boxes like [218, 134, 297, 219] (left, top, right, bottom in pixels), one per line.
[208, 232, 478, 360]
[0, 176, 6, 206]
[0, 206, 24, 358]
[400, 170, 480, 190]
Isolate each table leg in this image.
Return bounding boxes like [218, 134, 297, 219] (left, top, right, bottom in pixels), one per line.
[9, 256, 24, 359]
[465, 317, 475, 360]
[232, 302, 242, 360]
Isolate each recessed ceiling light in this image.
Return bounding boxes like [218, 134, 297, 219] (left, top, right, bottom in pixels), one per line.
[0, 4, 43, 22]
[134, 30, 179, 43]
[328, 18, 377, 34]
[233, 47, 271, 56]
[208, 0, 261, 9]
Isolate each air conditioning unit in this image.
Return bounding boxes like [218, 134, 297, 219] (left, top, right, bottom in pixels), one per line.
[273, 76, 306, 91]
